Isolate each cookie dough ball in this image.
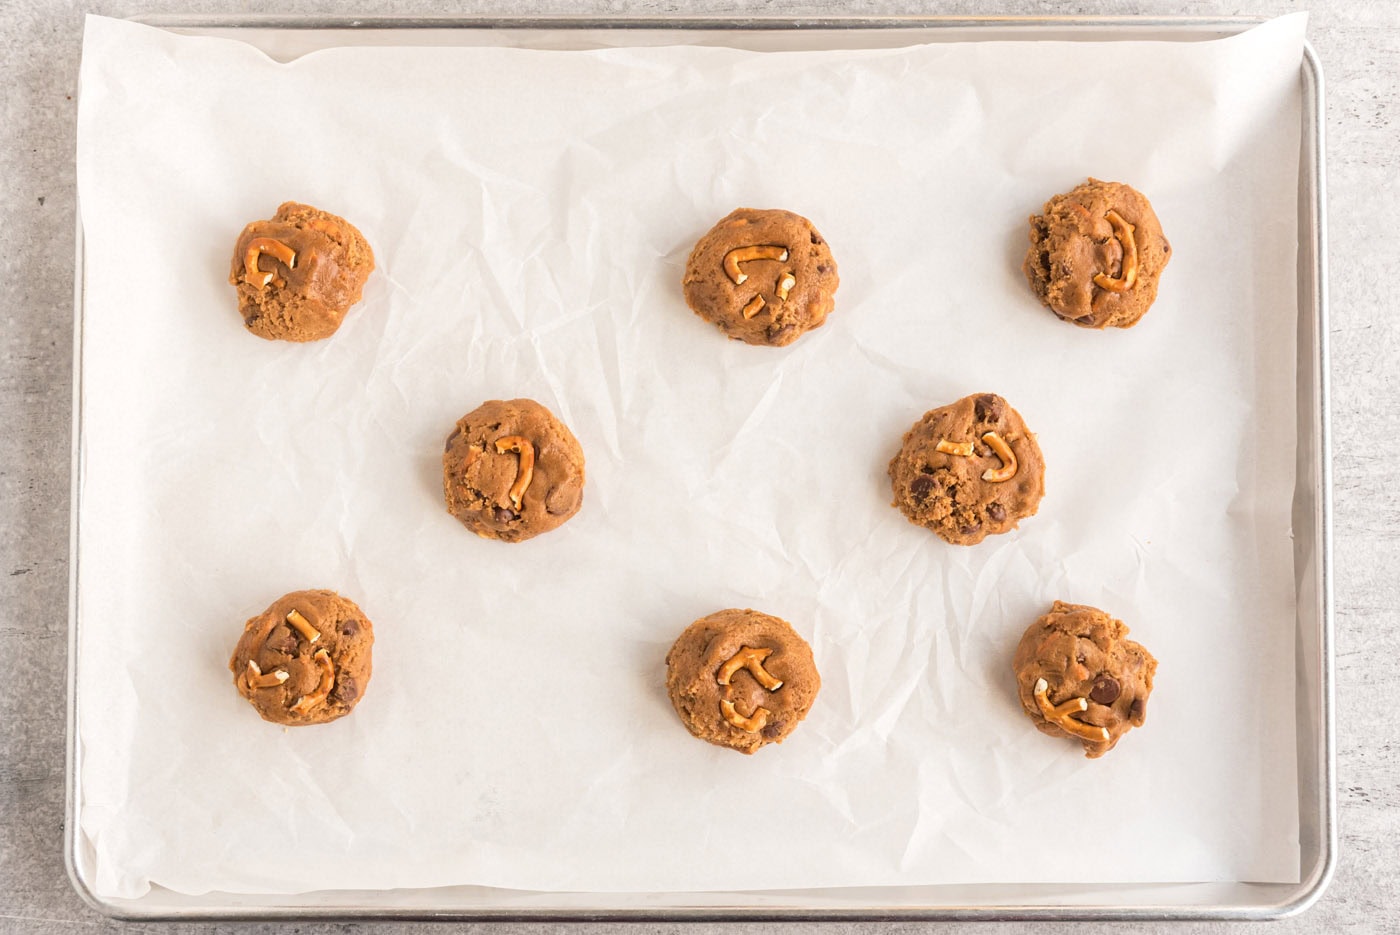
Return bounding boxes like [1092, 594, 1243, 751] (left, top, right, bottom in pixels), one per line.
[888, 392, 1045, 545]
[1023, 179, 1171, 329]
[229, 202, 375, 342]
[1012, 601, 1157, 758]
[229, 589, 374, 727]
[665, 609, 821, 755]
[442, 398, 585, 543]
[682, 208, 839, 347]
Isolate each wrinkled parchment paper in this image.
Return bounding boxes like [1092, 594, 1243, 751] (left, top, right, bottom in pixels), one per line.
[75, 14, 1305, 898]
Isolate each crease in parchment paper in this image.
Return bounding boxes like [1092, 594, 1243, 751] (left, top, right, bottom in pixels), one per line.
[75, 13, 1304, 898]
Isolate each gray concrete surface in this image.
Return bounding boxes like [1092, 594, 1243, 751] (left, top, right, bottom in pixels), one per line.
[3, 0, 1397, 931]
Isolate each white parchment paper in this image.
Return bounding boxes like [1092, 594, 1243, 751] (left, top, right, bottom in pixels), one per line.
[75, 14, 1306, 898]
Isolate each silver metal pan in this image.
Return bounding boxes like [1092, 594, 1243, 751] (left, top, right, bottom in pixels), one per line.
[65, 14, 1333, 921]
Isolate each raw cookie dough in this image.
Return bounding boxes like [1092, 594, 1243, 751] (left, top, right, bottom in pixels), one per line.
[1012, 601, 1157, 758]
[888, 392, 1045, 545]
[682, 208, 839, 347]
[1022, 178, 1171, 329]
[229, 589, 374, 727]
[665, 608, 821, 755]
[443, 398, 586, 543]
[229, 201, 375, 342]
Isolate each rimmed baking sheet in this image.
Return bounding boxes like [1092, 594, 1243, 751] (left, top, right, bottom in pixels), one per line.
[67, 14, 1332, 921]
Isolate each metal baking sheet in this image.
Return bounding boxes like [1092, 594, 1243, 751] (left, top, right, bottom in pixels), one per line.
[65, 14, 1334, 922]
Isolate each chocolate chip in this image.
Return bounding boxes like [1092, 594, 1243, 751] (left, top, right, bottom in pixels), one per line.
[816, 263, 831, 274]
[987, 502, 1006, 522]
[331, 676, 359, 704]
[1129, 697, 1146, 721]
[444, 428, 462, 452]
[340, 620, 360, 638]
[809, 232, 822, 244]
[910, 476, 935, 501]
[493, 506, 519, 523]
[767, 324, 795, 342]
[1089, 676, 1121, 705]
[959, 523, 981, 536]
[973, 394, 1004, 423]
[761, 719, 786, 739]
[266, 630, 299, 655]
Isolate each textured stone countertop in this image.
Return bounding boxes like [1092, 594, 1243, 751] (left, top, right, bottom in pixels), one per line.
[2, 1, 1396, 932]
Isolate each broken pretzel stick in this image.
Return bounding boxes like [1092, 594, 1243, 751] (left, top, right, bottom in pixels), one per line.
[244, 659, 290, 690]
[936, 439, 975, 457]
[494, 435, 536, 511]
[720, 698, 770, 733]
[1092, 209, 1138, 293]
[290, 649, 336, 715]
[243, 238, 297, 288]
[774, 270, 796, 301]
[1033, 677, 1109, 743]
[981, 432, 1018, 482]
[723, 245, 789, 285]
[285, 608, 320, 643]
[717, 647, 783, 691]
